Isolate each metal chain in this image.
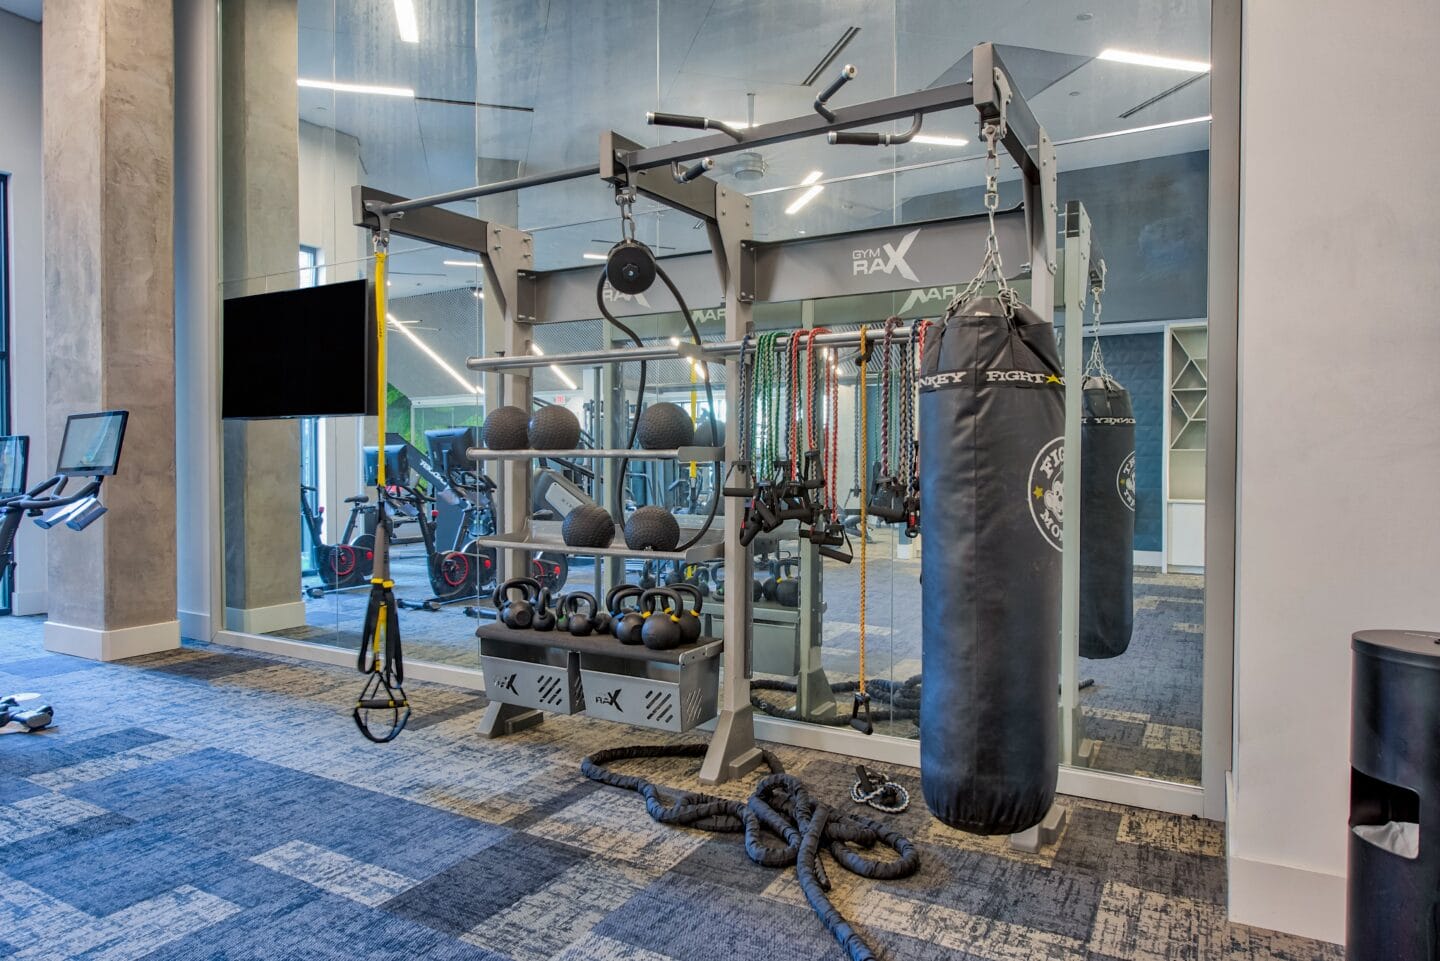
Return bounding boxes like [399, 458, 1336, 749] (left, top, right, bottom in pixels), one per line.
[947, 123, 1018, 317]
[1084, 281, 1110, 380]
[615, 187, 638, 243]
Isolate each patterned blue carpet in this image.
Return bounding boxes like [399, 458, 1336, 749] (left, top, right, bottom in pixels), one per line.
[0, 614, 1335, 960]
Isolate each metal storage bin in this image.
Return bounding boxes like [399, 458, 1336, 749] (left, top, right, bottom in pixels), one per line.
[479, 638, 584, 715]
[1348, 629, 1440, 960]
[580, 640, 721, 732]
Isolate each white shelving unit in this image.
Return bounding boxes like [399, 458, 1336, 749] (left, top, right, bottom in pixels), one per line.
[1165, 323, 1208, 571]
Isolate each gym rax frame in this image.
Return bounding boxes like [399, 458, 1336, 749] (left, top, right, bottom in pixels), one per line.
[354, 44, 1059, 795]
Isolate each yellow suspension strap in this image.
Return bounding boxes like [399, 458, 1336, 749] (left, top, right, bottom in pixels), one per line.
[851, 325, 873, 736]
[355, 230, 410, 743]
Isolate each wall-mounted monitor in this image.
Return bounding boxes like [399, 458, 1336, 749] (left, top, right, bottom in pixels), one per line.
[222, 279, 376, 419]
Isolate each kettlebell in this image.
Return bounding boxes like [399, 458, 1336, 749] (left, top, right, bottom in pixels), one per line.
[607, 584, 646, 645]
[774, 558, 802, 608]
[532, 588, 557, 632]
[668, 582, 704, 646]
[494, 577, 541, 629]
[684, 566, 712, 598]
[664, 562, 686, 588]
[638, 561, 658, 590]
[563, 592, 601, 637]
[640, 587, 684, 651]
[761, 558, 781, 601]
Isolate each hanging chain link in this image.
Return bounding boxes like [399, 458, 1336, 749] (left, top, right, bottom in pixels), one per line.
[947, 123, 1018, 318]
[1084, 280, 1110, 381]
[615, 187, 638, 243]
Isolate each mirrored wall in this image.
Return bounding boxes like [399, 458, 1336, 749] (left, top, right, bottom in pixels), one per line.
[218, 0, 1212, 789]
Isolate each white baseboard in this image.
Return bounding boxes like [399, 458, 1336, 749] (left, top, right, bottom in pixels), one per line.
[213, 630, 489, 690]
[43, 619, 181, 662]
[178, 608, 213, 642]
[1228, 847, 1345, 944]
[223, 600, 306, 634]
[1134, 550, 1164, 567]
[11, 590, 46, 616]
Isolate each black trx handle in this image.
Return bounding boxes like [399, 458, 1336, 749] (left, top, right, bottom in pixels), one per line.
[850, 691, 874, 735]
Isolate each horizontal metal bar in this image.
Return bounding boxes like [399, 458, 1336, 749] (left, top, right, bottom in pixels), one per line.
[466, 447, 724, 462]
[376, 164, 602, 217]
[354, 185, 491, 253]
[617, 82, 975, 173]
[469, 326, 917, 372]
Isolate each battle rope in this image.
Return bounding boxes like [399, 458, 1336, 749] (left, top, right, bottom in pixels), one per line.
[355, 234, 410, 743]
[854, 327, 871, 733]
[581, 744, 919, 961]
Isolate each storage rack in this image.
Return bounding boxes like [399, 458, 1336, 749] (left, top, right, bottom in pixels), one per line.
[354, 43, 1058, 786]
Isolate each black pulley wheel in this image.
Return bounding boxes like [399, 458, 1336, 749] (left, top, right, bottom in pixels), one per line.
[607, 240, 656, 295]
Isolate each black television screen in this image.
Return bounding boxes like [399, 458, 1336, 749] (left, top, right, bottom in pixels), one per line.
[222, 279, 375, 419]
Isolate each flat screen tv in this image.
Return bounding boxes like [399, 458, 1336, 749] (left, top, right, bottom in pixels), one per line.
[222, 279, 375, 419]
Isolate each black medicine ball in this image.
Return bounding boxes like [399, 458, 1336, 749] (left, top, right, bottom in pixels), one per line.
[562, 504, 615, 548]
[529, 405, 581, 450]
[482, 406, 529, 450]
[637, 403, 695, 450]
[624, 506, 681, 552]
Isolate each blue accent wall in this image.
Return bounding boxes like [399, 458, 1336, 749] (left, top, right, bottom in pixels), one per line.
[1086, 332, 1164, 553]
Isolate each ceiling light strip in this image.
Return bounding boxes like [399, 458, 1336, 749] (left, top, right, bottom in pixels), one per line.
[297, 78, 414, 98]
[393, 0, 419, 43]
[388, 315, 478, 395]
[1097, 48, 1210, 73]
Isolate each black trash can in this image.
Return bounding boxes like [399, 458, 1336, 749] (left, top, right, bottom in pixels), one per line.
[1349, 629, 1440, 960]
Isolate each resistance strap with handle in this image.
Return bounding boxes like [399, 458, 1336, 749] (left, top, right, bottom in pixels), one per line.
[355, 236, 410, 743]
[1078, 274, 1137, 659]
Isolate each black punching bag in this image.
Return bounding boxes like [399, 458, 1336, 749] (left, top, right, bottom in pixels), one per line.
[1080, 376, 1136, 659]
[918, 296, 1064, 835]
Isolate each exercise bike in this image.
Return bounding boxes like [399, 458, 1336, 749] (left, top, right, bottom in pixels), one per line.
[300, 485, 374, 595]
[0, 410, 130, 737]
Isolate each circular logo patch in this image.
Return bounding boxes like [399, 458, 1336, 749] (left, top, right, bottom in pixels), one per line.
[1117, 451, 1137, 512]
[1028, 436, 1065, 552]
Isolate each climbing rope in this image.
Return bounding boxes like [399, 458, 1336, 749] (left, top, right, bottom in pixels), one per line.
[581, 744, 919, 961]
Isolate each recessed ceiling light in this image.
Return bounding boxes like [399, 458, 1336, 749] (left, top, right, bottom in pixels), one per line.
[784, 171, 825, 216]
[1069, 90, 1081, 97]
[444, 259, 484, 268]
[1076, 12, 1093, 20]
[912, 134, 969, 147]
[393, 0, 419, 43]
[388, 314, 479, 395]
[297, 78, 415, 97]
[1097, 48, 1210, 73]
[581, 252, 608, 261]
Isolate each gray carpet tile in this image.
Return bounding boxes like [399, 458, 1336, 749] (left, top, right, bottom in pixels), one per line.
[0, 613, 1337, 960]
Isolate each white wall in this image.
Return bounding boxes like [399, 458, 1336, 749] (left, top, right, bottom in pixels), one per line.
[0, 11, 47, 614]
[1229, 0, 1440, 944]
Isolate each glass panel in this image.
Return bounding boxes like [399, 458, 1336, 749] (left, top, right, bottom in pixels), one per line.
[218, 0, 1212, 789]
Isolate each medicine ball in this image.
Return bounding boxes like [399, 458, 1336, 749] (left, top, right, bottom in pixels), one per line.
[562, 504, 615, 548]
[624, 506, 681, 552]
[482, 405, 529, 450]
[693, 413, 725, 448]
[637, 403, 695, 450]
[529, 405, 581, 450]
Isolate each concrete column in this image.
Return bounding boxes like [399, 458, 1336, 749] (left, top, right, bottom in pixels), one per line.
[41, 0, 179, 660]
[219, 0, 304, 634]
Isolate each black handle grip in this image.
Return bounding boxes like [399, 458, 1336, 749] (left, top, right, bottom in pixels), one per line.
[830, 131, 884, 146]
[357, 698, 407, 710]
[648, 111, 707, 130]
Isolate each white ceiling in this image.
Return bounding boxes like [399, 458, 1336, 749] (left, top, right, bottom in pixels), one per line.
[0, 0, 41, 21]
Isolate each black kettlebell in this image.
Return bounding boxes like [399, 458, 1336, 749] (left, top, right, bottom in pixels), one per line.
[532, 588, 557, 632]
[640, 587, 684, 651]
[669, 582, 704, 646]
[563, 592, 601, 637]
[685, 566, 712, 599]
[664, 562, 686, 588]
[494, 577, 541, 629]
[761, 559, 781, 601]
[774, 558, 801, 608]
[638, 561, 658, 590]
[607, 584, 646, 645]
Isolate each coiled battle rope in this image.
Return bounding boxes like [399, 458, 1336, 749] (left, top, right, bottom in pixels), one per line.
[581, 744, 919, 961]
